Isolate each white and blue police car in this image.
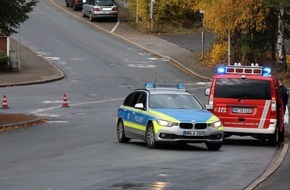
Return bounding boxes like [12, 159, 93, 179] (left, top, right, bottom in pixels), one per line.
[116, 83, 224, 150]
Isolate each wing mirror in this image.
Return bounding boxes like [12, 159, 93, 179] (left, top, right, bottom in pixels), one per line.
[134, 103, 144, 109]
[204, 87, 210, 96]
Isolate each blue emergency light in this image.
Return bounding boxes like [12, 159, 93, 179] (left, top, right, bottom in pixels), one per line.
[145, 82, 155, 88]
[216, 66, 226, 74]
[262, 67, 272, 76]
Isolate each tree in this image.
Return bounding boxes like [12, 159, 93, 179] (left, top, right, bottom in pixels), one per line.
[195, 0, 269, 65]
[127, 0, 198, 32]
[0, 0, 38, 36]
[263, 0, 290, 71]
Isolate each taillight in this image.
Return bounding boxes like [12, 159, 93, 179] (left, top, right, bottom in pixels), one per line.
[112, 7, 118, 11]
[74, 0, 78, 2]
[93, 7, 101, 11]
[270, 98, 276, 115]
[206, 95, 214, 111]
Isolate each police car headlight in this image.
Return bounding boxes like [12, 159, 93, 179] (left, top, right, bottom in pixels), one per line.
[210, 121, 222, 128]
[157, 119, 178, 127]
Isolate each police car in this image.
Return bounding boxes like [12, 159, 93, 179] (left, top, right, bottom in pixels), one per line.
[116, 83, 224, 150]
[205, 63, 284, 145]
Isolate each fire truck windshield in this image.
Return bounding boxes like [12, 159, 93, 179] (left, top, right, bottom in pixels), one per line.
[214, 78, 271, 99]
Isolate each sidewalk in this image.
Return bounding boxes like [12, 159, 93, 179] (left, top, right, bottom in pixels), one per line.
[0, 38, 64, 88]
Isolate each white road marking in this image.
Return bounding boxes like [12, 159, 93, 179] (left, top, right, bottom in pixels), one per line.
[111, 20, 120, 33]
[147, 57, 169, 61]
[44, 57, 60, 61]
[32, 98, 123, 114]
[127, 64, 155, 68]
[47, 121, 68, 123]
[43, 100, 63, 104]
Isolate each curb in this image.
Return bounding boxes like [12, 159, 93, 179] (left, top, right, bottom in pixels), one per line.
[0, 117, 47, 128]
[244, 142, 289, 190]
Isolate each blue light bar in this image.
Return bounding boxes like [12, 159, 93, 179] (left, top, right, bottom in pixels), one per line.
[177, 83, 185, 89]
[145, 82, 155, 88]
[262, 67, 272, 76]
[216, 66, 226, 74]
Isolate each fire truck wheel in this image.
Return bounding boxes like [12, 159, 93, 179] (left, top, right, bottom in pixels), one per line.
[278, 125, 285, 143]
[205, 142, 223, 151]
[268, 127, 279, 146]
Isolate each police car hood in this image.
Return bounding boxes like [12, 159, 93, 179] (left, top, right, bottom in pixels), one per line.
[149, 108, 215, 123]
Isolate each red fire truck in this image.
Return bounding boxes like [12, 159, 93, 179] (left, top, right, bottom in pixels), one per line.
[205, 63, 284, 145]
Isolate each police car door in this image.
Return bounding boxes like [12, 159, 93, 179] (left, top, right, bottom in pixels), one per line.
[126, 91, 148, 139]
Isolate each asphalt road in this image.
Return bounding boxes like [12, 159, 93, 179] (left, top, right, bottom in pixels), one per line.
[0, 0, 281, 190]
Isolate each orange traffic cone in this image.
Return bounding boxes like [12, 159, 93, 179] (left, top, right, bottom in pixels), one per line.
[2, 95, 9, 109]
[62, 93, 69, 107]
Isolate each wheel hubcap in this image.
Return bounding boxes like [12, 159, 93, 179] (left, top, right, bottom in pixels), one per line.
[117, 123, 123, 139]
[147, 127, 155, 145]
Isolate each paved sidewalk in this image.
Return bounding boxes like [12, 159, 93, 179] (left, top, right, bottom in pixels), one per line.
[0, 38, 64, 88]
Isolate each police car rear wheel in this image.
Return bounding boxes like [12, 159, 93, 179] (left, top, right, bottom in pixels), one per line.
[205, 142, 222, 151]
[146, 123, 158, 148]
[117, 120, 130, 143]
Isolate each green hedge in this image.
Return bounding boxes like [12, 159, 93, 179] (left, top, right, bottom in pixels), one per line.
[0, 51, 9, 72]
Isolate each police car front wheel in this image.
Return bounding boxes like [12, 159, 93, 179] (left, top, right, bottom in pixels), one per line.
[146, 123, 158, 148]
[205, 142, 223, 151]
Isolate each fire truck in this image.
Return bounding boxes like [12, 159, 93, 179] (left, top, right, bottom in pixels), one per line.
[205, 63, 284, 145]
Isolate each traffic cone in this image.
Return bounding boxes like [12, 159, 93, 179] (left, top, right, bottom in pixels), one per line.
[2, 94, 9, 109]
[62, 93, 69, 107]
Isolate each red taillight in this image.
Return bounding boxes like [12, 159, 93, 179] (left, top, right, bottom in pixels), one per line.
[270, 98, 276, 115]
[74, 0, 78, 3]
[112, 7, 118, 11]
[93, 7, 101, 11]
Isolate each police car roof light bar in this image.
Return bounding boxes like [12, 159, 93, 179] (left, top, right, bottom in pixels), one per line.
[144, 82, 185, 89]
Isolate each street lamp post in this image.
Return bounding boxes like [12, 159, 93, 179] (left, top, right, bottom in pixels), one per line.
[227, 28, 231, 65]
[150, 0, 154, 31]
[199, 10, 205, 60]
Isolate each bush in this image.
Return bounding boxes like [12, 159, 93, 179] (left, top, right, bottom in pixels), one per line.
[127, 0, 200, 33]
[0, 51, 9, 72]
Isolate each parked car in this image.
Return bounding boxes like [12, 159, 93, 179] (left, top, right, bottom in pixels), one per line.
[116, 83, 224, 150]
[65, 0, 85, 11]
[82, 0, 118, 22]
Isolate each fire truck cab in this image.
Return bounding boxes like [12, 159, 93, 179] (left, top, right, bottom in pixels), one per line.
[205, 63, 284, 145]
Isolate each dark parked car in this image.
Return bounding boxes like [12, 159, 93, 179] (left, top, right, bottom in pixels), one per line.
[65, 0, 85, 11]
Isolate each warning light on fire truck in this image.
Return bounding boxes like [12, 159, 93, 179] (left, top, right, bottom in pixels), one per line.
[215, 64, 272, 76]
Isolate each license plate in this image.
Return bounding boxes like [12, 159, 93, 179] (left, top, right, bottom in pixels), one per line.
[232, 107, 252, 114]
[102, 8, 111, 11]
[183, 131, 204, 136]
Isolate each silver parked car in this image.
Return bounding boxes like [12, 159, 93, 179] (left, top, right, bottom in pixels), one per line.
[82, 0, 118, 22]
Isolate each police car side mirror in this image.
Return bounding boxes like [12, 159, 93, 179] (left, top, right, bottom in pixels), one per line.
[134, 103, 144, 109]
[204, 87, 210, 96]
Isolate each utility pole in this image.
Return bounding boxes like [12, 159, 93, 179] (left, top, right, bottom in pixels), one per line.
[136, 0, 139, 23]
[228, 28, 231, 65]
[150, 0, 154, 31]
[199, 10, 205, 60]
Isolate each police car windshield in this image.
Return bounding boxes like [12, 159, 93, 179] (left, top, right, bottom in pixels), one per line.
[214, 78, 271, 99]
[149, 94, 203, 109]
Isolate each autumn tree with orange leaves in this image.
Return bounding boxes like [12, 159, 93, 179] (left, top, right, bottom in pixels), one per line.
[196, 0, 290, 70]
[195, 0, 272, 66]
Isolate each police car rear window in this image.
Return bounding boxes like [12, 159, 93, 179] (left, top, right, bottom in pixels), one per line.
[214, 78, 271, 100]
